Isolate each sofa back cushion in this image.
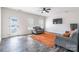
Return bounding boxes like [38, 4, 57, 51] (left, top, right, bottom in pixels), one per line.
[70, 29, 78, 44]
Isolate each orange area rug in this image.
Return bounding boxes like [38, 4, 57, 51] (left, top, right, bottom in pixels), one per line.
[32, 32, 56, 48]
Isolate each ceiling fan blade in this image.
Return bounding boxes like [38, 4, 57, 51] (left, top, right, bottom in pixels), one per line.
[46, 10, 49, 13]
[43, 8, 46, 11]
[47, 8, 51, 10]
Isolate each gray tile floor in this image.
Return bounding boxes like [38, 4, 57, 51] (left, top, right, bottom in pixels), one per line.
[0, 35, 65, 52]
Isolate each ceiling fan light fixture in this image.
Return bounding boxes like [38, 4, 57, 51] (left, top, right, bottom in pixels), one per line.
[42, 10, 46, 13]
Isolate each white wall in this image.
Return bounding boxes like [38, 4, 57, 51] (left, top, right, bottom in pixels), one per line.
[45, 11, 79, 34]
[2, 8, 45, 38]
[0, 7, 1, 42]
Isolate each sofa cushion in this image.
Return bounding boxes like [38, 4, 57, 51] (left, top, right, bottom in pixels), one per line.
[65, 41, 77, 51]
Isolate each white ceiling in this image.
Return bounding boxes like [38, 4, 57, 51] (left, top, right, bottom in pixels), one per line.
[9, 7, 79, 17]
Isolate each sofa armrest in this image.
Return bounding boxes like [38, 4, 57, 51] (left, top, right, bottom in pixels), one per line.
[56, 35, 69, 40]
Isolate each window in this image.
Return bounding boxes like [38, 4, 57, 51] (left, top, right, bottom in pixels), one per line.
[9, 16, 18, 33]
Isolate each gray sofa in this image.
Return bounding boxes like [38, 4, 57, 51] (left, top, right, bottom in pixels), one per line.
[55, 30, 78, 52]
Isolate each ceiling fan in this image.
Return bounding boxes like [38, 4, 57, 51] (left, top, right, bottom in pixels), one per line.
[41, 7, 51, 13]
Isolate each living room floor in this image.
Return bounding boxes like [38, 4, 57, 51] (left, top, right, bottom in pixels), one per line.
[0, 35, 69, 52]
